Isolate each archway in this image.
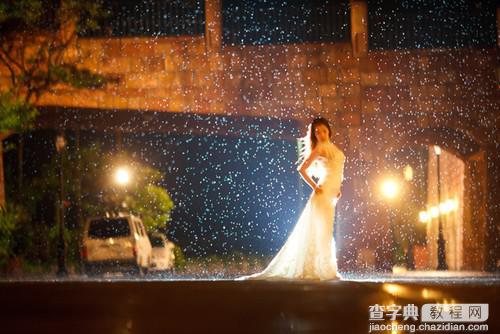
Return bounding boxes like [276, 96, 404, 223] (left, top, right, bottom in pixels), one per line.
[400, 126, 488, 271]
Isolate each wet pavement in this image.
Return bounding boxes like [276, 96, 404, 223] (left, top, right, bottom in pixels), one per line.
[1, 272, 499, 334]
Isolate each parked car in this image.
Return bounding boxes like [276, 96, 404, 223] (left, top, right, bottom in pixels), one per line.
[148, 232, 176, 273]
[81, 213, 152, 276]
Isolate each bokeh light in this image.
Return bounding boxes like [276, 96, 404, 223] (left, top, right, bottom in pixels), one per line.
[114, 167, 131, 186]
[380, 178, 400, 200]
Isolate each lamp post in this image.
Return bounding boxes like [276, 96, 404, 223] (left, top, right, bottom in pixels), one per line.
[434, 145, 448, 270]
[55, 132, 67, 277]
[113, 166, 132, 211]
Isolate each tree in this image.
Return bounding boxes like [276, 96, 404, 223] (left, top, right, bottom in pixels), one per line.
[0, 0, 112, 207]
[0, 202, 25, 269]
[16, 141, 174, 269]
[29, 142, 175, 228]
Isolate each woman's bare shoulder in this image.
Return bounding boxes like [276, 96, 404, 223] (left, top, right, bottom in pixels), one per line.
[331, 142, 343, 152]
[308, 146, 322, 160]
[331, 142, 346, 158]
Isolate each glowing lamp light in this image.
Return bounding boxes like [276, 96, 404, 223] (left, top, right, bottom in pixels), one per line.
[439, 201, 450, 213]
[439, 199, 459, 214]
[403, 165, 413, 181]
[419, 198, 459, 224]
[55, 135, 66, 152]
[114, 167, 131, 186]
[419, 211, 430, 223]
[430, 206, 439, 218]
[380, 178, 399, 200]
[434, 145, 442, 155]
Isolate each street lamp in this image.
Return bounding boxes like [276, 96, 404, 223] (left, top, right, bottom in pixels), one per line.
[434, 145, 448, 270]
[381, 178, 399, 200]
[55, 132, 67, 277]
[113, 166, 132, 210]
[114, 167, 131, 186]
[403, 164, 413, 181]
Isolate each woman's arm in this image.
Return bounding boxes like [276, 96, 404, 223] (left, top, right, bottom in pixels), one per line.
[297, 147, 320, 191]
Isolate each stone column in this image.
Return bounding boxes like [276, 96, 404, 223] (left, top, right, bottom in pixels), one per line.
[485, 145, 500, 271]
[350, 0, 368, 57]
[204, 0, 224, 113]
[462, 150, 488, 271]
[497, 6, 499, 48]
[205, 0, 222, 53]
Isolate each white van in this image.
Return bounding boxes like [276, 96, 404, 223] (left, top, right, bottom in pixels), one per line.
[148, 232, 176, 273]
[82, 213, 152, 276]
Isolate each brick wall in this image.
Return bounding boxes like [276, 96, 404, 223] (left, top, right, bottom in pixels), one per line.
[21, 36, 496, 149]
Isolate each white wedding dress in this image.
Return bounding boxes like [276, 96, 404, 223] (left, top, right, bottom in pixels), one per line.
[236, 140, 346, 281]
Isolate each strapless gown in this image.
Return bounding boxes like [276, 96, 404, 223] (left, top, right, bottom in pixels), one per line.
[236, 141, 346, 281]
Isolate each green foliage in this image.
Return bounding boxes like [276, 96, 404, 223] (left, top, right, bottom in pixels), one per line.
[0, 0, 108, 34]
[46, 223, 81, 269]
[47, 224, 70, 253]
[121, 167, 175, 232]
[0, 0, 43, 27]
[66, 0, 109, 35]
[130, 184, 174, 231]
[11, 216, 51, 267]
[0, 202, 24, 267]
[0, 93, 39, 132]
[173, 244, 186, 271]
[20, 258, 52, 274]
[49, 64, 107, 89]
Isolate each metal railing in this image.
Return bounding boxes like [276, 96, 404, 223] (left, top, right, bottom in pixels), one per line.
[367, 0, 497, 50]
[222, 0, 351, 46]
[80, 0, 205, 37]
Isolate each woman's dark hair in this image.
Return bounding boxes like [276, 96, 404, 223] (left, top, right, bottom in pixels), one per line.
[309, 117, 332, 149]
[296, 116, 333, 170]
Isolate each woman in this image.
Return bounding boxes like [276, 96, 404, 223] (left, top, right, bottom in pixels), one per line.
[236, 117, 346, 281]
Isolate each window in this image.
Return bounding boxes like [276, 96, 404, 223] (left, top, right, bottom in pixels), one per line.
[150, 235, 166, 248]
[88, 218, 131, 239]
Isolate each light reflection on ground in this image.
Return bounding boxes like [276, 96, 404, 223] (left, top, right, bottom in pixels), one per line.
[1, 271, 499, 284]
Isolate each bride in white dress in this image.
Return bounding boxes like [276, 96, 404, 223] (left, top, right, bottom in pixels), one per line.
[236, 117, 346, 281]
